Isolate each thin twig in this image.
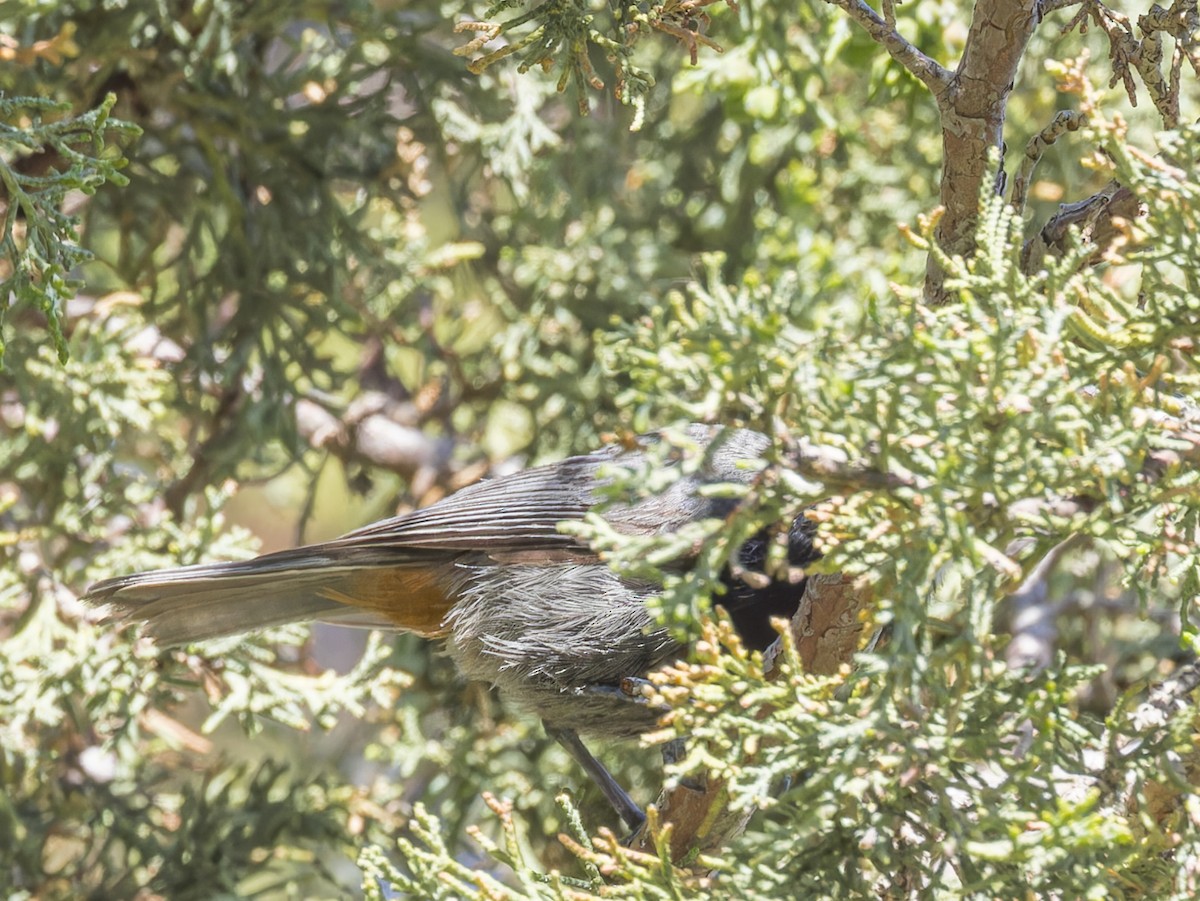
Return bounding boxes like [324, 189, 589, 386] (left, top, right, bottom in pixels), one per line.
[786, 439, 929, 493]
[1009, 110, 1088, 214]
[1068, 0, 1197, 128]
[1039, 0, 1084, 12]
[882, 0, 898, 29]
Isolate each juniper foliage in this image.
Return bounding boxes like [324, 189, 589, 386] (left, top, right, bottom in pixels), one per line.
[1, 0, 1198, 898]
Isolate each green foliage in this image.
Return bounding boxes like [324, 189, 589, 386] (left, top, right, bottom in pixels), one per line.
[454, 0, 741, 119]
[356, 114, 1200, 896]
[359, 795, 697, 899]
[2, 0, 1199, 898]
[0, 92, 138, 366]
[653, 622, 1128, 897]
[0, 302, 417, 897]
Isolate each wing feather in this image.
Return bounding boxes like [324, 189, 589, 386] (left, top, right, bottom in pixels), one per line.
[326, 452, 611, 551]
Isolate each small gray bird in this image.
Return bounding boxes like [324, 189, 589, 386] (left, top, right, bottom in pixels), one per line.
[85, 424, 818, 830]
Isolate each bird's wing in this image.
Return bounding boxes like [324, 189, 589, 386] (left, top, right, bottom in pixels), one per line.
[82, 449, 616, 644]
[327, 448, 615, 553]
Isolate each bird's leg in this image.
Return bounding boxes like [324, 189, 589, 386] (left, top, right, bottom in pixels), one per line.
[544, 722, 645, 833]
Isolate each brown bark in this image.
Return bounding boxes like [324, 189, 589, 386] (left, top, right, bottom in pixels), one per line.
[823, 0, 1042, 300]
[927, 0, 1040, 301]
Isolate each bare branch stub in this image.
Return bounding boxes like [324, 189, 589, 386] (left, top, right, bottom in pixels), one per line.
[649, 0, 731, 64]
[1020, 182, 1143, 272]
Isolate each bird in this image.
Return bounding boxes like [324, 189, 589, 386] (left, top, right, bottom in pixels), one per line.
[84, 424, 819, 831]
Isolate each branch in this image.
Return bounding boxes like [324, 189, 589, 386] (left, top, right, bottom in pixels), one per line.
[1021, 182, 1143, 272]
[1068, 0, 1200, 130]
[793, 396, 1197, 524]
[294, 393, 452, 483]
[927, 0, 1041, 301]
[785, 438, 929, 493]
[821, 0, 953, 94]
[1009, 110, 1089, 214]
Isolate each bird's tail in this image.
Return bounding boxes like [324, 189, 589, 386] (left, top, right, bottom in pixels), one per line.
[83, 546, 455, 646]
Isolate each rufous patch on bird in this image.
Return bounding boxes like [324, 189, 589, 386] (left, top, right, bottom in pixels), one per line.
[318, 566, 454, 638]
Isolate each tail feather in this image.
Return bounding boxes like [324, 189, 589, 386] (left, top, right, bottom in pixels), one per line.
[84, 556, 449, 645]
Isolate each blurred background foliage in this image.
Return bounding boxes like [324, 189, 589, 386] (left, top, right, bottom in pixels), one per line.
[1, 0, 1199, 897]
